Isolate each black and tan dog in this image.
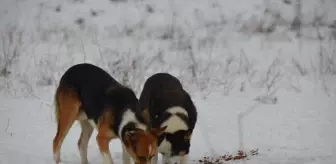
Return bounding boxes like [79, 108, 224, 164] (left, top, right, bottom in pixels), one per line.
[139, 73, 198, 164]
[52, 63, 166, 164]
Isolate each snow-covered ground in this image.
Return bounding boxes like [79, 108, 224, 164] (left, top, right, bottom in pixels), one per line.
[1, 85, 335, 164]
[0, 0, 335, 163]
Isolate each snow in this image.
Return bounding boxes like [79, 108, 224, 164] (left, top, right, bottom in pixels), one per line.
[1, 85, 335, 163]
[0, 0, 336, 163]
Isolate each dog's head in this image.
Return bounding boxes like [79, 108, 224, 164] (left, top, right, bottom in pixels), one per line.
[122, 126, 167, 164]
[160, 129, 193, 158]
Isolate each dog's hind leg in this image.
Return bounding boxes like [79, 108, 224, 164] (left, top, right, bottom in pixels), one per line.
[78, 120, 94, 164]
[53, 89, 80, 164]
[96, 135, 113, 164]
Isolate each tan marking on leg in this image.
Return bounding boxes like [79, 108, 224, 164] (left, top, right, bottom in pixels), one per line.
[78, 120, 93, 164]
[96, 136, 113, 164]
[97, 109, 117, 139]
[96, 109, 117, 164]
[52, 87, 81, 163]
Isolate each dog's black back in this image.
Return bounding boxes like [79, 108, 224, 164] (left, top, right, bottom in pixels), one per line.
[139, 72, 182, 110]
[58, 63, 144, 132]
[139, 73, 197, 156]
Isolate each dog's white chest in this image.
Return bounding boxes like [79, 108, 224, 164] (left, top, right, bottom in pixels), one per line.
[158, 139, 172, 155]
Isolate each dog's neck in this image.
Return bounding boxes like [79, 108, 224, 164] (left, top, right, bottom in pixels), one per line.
[160, 106, 189, 133]
[118, 109, 147, 137]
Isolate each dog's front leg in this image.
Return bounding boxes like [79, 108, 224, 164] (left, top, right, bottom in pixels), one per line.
[180, 155, 189, 164]
[161, 155, 170, 164]
[122, 146, 131, 164]
[96, 136, 113, 164]
[151, 152, 158, 164]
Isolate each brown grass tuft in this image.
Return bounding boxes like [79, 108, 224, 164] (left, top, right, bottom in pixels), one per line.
[196, 149, 259, 164]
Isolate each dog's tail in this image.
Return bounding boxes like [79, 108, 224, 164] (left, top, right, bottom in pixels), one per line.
[54, 86, 61, 123]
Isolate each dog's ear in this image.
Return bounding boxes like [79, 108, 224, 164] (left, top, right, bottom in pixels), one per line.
[184, 130, 192, 141]
[124, 129, 141, 148]
[150, 126, 167, 137]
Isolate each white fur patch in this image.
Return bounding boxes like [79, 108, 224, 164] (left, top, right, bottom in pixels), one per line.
[77, 111, 88, 120]
[161, 153, 189, 164]
[161, 154, 170, 164]
[170, 156, 182, 163]
[53, 151, 60, 163]
[122, 145, 131, 164]
[118, 109, 147, 136]
[166, 106, 188, 116]
[161, 107, 188, 133]
[180, 155, 189, 164]
[161, 116, 188, 133]
[158, 139, 172, 156]
[76, 111, 97, 129]
[151, 154, 158, 164]
[158, 107, 190, 163]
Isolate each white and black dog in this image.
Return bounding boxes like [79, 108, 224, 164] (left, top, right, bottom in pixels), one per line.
[139, 73, 198, 164]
